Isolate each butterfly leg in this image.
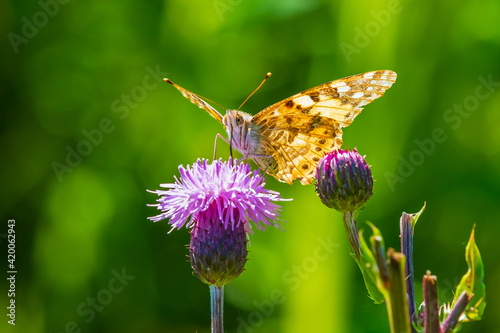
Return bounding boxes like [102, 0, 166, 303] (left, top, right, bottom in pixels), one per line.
[213, 133, 230, 160]
[249, 153, 273, 175]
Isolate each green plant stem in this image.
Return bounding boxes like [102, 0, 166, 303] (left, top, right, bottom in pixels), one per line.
[387, 249, 411, 333]
[210, 285, 224, 333]
[342, 211, 362, 262]
[371, 236, 390, 288]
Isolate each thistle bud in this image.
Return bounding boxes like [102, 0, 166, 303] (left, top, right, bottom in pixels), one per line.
[315, 149, 373, 213]
[189, 208, 248, 286]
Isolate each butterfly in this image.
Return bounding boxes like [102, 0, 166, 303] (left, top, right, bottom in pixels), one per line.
[165, 70, 397, 185]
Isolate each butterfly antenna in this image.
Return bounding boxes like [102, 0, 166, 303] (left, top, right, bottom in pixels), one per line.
[164, 78, 227, 110]
[237, 72, 272, 111]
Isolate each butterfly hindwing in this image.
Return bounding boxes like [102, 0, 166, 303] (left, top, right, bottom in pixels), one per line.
[251, 114, 343, 184]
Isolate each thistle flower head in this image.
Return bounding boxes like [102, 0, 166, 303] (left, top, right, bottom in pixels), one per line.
[148, 158, 287, 234]
[148, 158, 289, 285]
[315, 149, 373, 213]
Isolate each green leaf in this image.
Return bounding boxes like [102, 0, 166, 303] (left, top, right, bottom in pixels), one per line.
[357, 223, 386, 304]
[452, 225, 486, 322]
[409, 202, 426, 228]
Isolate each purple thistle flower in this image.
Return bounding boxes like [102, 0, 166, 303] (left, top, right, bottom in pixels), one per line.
[148, 158, 289, 286]
[148, 158, 287, 234]
[315, 148, 373, 213]
[315, 149, 373, 261]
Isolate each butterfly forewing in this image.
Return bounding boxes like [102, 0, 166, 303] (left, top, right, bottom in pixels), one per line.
[253, 70, 397, 127]
[165, 78, 223, 124]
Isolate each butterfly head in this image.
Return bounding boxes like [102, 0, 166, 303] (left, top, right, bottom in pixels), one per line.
[222, 110, 254, 157]
[222, 109, 244, 128]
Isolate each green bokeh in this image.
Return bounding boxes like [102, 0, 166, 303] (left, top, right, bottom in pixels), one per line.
[1, 0, 499, 332]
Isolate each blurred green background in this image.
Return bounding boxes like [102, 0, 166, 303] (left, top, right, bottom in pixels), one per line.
[1, 0, 499, 332]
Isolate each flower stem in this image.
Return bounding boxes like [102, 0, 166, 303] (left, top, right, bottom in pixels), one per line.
[400, 213, 417, 332]
[423, 272, 440, 333]
[342, 211, 362, 262]
[372, 236, 390, 288]
[210, 285, 224, 333]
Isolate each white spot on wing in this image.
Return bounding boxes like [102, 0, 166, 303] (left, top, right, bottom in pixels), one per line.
[331, 81, 347, 88]
[293, 95, 314, 107]
[352, 92, 364, 98]
[366, 86, 373, 91]
[364, 73, 374, 79]
[337, 85, 351, 93]
[378, 80, 393, 87]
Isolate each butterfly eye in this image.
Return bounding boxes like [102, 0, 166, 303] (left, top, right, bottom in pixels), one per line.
[235, 114, 244, 126]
